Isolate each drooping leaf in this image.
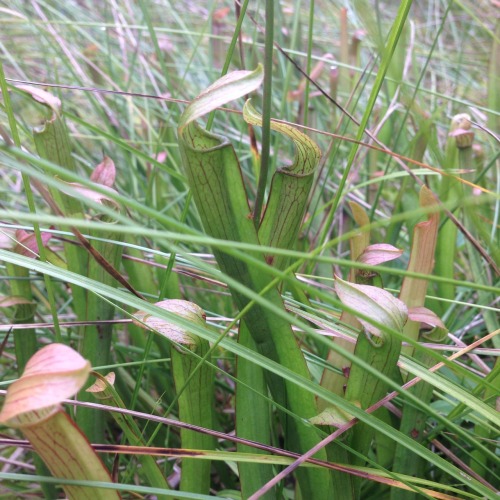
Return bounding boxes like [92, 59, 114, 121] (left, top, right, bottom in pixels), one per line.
[243, 100, 320, 269]
[357, 243, 403, 266]
[86, 372, 116, 395]
[90, 156, 116, 187]
[178, 64, 264, 132]
[133, 299, 206, 350]
[14, 229, 53, 259]
[16, 85, 62, 116]
[309, 404, 357, 427]
[0, 295, 34, 308]
[22, 85, 77, 180]
[57, 181, 121, 211]
[408, 306, 448, 341]
[0, 343, 91, 426]
[335, 276, 408, 337]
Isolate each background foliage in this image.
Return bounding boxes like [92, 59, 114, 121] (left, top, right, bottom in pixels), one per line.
[0, 0, 498, 498]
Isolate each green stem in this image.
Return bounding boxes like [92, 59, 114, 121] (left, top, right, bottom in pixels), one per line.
[345, 330, 401, 498]
[89, 375, 171, 497]
[433, 115, 466, 315]
[5, 264, 37, 373]
[206, 0, 251, 131]
[0, 60, 59, 498]
[390, 350, 436, 500]
[171, 341, 214, 495]
[75, 219, 123, 441]
[0, 64, 61, 348]
[319, 0, 412, 247]
[236, 323, 276, 500]
[252, 0, 274, 226]
[302, 0, 314, 127]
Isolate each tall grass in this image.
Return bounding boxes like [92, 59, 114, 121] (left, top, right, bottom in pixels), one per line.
[0, 1, 498, 498]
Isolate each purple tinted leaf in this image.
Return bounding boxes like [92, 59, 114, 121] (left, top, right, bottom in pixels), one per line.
[357, 243, 403, 266]
[90, 156, 116, 187]
[14, 229, 53, 259]
[408, 306, 448, 341]
[335, 276, 408, 336]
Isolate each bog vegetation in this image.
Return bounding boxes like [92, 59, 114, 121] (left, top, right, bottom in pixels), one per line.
[0, 1, 498, 499]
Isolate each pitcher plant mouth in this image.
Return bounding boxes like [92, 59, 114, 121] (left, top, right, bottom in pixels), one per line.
[0, 344, 120, 499]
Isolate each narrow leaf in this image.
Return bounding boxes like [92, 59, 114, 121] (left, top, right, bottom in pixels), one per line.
[86, 373, 171, 496]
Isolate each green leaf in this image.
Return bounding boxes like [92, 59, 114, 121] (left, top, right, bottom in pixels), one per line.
[87, 372, 171, 496]
[178, 65, 264, 131]
[133, 299, 213, 494]
[244, 100, 320, 269]
[0, 249, 495, 498]
[309, 405, 357, 427]
[178, 69, 333, 498]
